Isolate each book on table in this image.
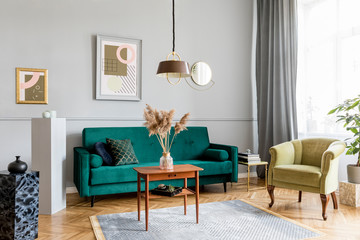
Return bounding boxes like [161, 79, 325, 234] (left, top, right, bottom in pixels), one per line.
[238, 152, 259, 157]
[238, 153, 261, 163]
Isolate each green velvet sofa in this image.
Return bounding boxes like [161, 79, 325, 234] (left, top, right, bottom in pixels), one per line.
[74, 126, 238, 206]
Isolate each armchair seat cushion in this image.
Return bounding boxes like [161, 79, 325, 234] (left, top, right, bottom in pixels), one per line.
[273, 165, 321, 188]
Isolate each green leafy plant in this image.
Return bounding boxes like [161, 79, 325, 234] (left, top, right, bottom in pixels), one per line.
[167, 185, 175, 192]
[328, 95, 360, 166]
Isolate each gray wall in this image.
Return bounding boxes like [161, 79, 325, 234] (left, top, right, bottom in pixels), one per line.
[0, 0, 255, 187]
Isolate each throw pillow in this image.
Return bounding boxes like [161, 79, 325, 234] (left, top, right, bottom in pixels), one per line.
[90, 154, 103, 168]
[106, 138, 139, 165]
[203, 149, 229, 161]
[94, 142, 113, 166]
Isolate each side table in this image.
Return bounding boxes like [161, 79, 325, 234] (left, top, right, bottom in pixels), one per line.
[0, 171, 39, 240]
[238, 161, 268, 192]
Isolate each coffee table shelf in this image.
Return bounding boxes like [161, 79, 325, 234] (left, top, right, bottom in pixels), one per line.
[141, 188, 195, 199]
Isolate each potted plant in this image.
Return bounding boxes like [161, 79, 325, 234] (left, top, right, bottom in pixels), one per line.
[143, 104, 190, 170]
[328, 95, 360, 183]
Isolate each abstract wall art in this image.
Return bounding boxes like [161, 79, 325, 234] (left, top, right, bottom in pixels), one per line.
[96, 35, 142, 101]
[16, 68, 48, 104]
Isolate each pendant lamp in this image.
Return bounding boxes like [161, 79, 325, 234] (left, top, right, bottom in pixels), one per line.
[156, 0, 190, 85]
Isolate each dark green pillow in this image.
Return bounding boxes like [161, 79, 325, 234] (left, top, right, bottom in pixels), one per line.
[203, 149, 229, 161]
[90, 154, 103, 168]
[106, 138, 139, 165]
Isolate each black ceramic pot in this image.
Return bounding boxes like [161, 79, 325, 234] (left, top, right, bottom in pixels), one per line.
[8, 156, 28, 173]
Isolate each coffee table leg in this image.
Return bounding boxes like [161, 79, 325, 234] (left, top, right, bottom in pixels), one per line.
[137, 174, 141, 221]
[195, 171, 199, 224]
[145, 174, 149, 231]
[184, 178, 187, 215]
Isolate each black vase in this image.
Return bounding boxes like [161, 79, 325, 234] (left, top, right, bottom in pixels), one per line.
[8, 156, 28, 173]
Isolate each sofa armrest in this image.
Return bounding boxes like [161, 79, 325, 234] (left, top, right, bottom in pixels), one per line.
[320, 141, 346, 194]
[268, 142, 296, 185]
[210, 143, 238, 182]
[74, 147, 91, 197]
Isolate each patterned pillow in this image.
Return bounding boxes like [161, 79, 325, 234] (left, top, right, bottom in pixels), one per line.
[106, 138, 139, 165]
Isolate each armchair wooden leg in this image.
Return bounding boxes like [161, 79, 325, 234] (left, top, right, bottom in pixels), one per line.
[223, 182, 227, 192]
[320, 194, 330, 221]
[267, 185, 275, 207]
[298, 191, 302, 202]
[330, 192, 338, 209]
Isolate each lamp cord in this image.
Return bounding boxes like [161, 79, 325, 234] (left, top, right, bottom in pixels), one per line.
[172, 0, 175, 53]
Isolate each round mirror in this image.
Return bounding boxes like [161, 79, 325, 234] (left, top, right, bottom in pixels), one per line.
[191, 62, 212, 86]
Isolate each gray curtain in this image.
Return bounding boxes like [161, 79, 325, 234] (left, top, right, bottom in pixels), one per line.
[256, 0, 298, 178]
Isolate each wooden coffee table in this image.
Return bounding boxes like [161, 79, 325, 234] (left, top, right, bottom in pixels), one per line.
[133, 164, 203, 231]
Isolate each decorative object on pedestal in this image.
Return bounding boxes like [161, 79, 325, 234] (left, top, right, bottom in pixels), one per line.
[0, 171, 39, 240]
[42, 111, 51, 118]
[328, 95, 360, 183]
[7, 156, 28, 173]
[42, 110, 57, 118]
[49, 110, 56, 118]
[143, 104, 190, 170]
[339, 181, 360, 207]
[31, 118, 66, 214]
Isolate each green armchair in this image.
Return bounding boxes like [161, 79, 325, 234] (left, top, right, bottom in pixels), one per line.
[267, 138, 345, 220]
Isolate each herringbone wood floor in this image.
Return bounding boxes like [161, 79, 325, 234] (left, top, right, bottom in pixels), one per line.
[38, 178, 360, 239]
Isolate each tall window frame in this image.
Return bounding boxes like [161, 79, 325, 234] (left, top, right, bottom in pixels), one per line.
[297, 0, 360, 138]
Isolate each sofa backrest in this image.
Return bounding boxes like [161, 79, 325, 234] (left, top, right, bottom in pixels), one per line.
[82, 126, 210, 163]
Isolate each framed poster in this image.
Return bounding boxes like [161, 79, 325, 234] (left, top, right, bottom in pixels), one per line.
[96, 35, 142, 101]
[16, 68, 48, 104]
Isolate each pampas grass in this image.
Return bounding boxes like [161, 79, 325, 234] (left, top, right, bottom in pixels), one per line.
[144, 104, 190, 153]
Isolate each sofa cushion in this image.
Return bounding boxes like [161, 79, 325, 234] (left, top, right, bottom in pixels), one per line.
[273, 164, 322, 188]
[106, 138, 139, 165]
[90, 160, 232, 186]
[90, 154, 103, 168]
[203, 149, 229, 161]
[94, 142, 113, 166]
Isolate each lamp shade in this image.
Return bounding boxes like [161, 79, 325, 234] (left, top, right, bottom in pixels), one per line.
[156, 60, 191, 78]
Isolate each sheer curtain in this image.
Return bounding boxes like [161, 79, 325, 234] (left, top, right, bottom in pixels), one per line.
[297, 0, 360, 138]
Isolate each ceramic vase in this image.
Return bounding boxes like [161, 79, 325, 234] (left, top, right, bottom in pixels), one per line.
[160, 152, 173, 170]
[8, 156, 28, 173]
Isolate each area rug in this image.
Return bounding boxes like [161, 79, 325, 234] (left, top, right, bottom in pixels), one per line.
[90, 200, 323, 240]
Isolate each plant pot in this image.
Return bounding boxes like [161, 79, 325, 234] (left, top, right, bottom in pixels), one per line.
[347, 164, 360, 184]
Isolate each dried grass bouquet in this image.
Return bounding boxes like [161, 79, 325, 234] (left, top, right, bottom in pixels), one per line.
[143, 104, 190, 153]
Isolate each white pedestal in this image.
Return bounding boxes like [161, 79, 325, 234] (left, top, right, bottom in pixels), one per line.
[339, 181, 360, 207]
[31, 118, 66, 214]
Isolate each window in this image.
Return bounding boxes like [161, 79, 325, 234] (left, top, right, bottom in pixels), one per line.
[297, 0, 360, 137]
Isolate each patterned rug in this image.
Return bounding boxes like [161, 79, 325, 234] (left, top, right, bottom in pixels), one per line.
[90, 200, 323, 240]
